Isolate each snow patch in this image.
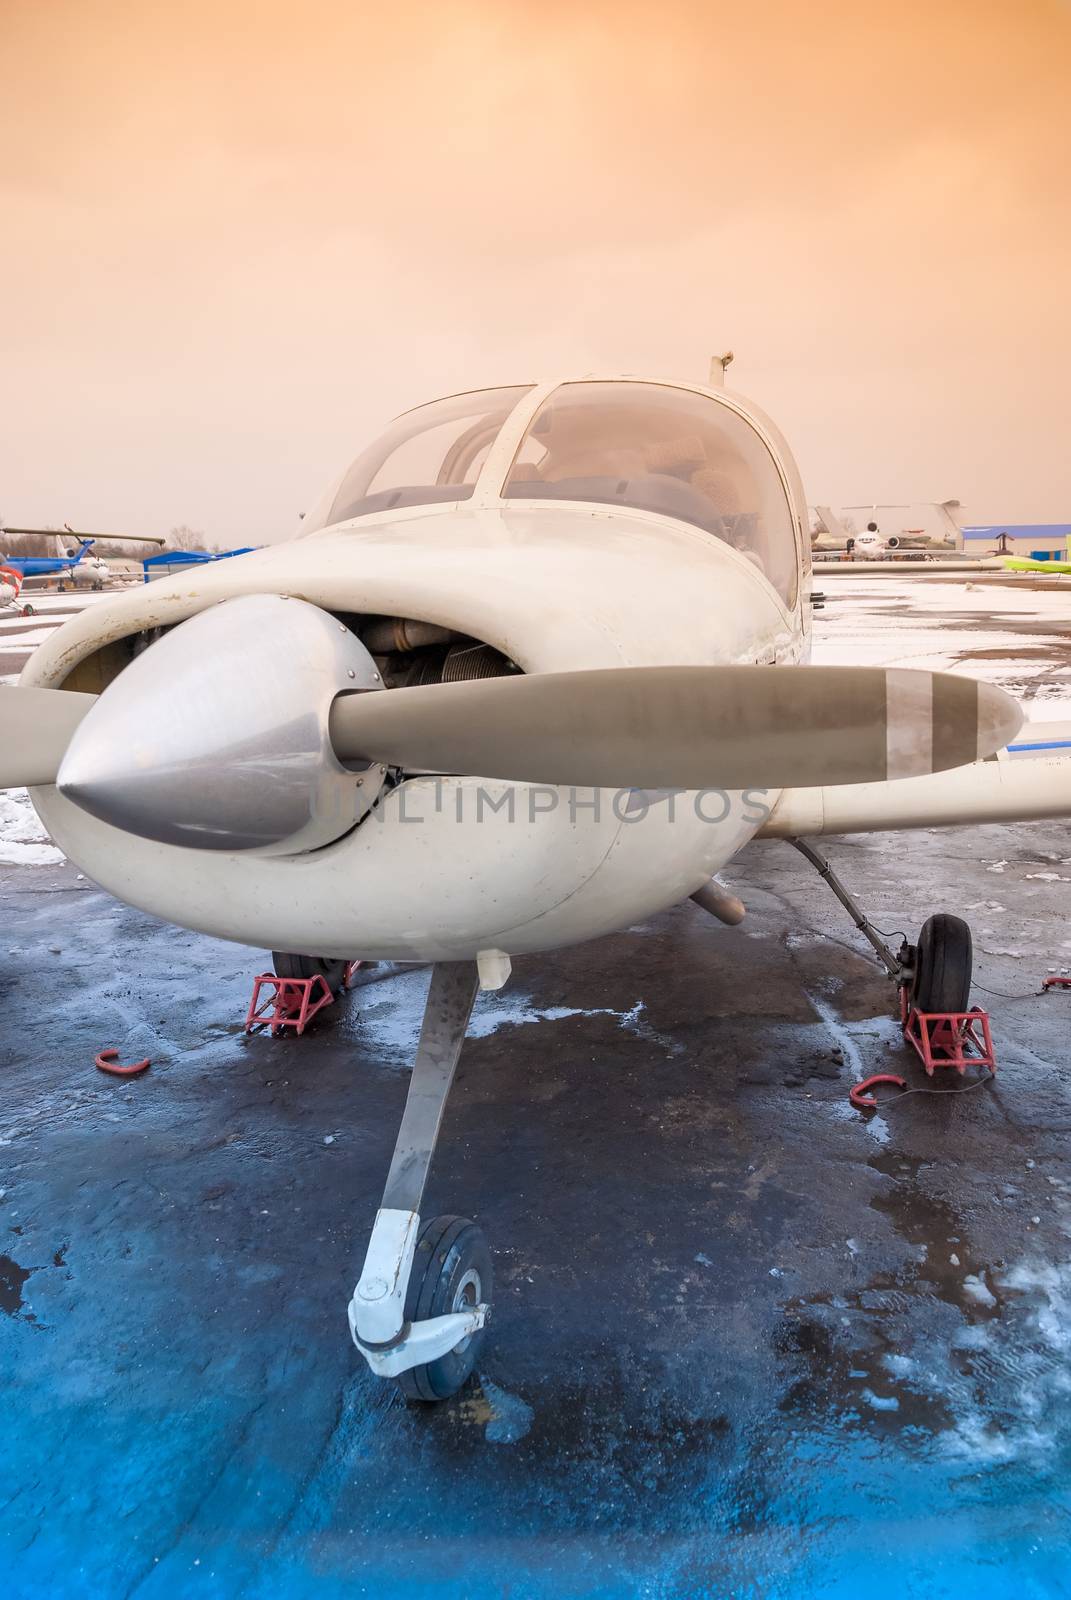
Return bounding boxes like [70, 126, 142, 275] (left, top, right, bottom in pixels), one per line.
[860, 1388, 900, 1412]
[961, 1273, 997, 1309]
[0, 789, 63, 866]
[811, 575, 1071, 726]
[998, 1260, 1071, 1354]
[941, 1257, 1071, 1464]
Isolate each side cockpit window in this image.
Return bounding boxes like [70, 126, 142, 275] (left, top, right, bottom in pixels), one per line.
[325, 386, 532, 526]
[501, 381, 799, 606]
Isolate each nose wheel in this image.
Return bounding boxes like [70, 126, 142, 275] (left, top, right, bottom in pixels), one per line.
[396, 1215, 492, 1400]
[348, 962, 493, 1401]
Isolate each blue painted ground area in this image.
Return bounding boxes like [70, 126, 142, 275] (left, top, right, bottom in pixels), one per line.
[3, 822, 1071, 1597]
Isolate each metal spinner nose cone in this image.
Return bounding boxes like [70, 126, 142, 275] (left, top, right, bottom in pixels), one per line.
[57, 739, 151, 830]
[55, 593, 385, 852]
[58, 720, 186, 842]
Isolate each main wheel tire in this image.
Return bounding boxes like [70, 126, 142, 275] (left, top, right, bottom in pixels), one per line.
[396, 1215, 492, 1402]
[271, 951, 348, 994]
[911, 913, 973, 1014]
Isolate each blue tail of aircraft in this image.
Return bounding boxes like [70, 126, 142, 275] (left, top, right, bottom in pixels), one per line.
[1, 536, 98, 580]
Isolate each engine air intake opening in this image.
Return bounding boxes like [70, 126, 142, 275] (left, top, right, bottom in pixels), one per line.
[345, 615, 521, 689]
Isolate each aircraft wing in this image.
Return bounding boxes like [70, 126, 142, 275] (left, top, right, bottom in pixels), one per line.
[1002, 555, 1071, 575]
[757, 740, 1071, 838]
[813, 557, 1004, 575]
[1, 527, 167, 547]
[813, 554, 1067, 576]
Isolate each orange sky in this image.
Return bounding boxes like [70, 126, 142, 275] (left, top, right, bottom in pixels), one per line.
[2, 0, 1069, 543]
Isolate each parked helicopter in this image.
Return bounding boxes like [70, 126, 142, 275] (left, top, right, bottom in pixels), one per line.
[0, 525, 168, 589]
[2, 370, 1068, 1400]
[0, 531, 110, 589]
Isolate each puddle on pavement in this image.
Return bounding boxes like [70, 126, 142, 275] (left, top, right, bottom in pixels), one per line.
[774, 1150, 1071, 1466]
[0, 1252, 35, 1317]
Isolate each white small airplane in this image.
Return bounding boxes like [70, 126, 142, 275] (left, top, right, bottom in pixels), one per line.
[3, 370, 1068, 1400]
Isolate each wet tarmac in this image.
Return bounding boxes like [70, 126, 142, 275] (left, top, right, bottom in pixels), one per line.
[3, 817, 1071, 1598]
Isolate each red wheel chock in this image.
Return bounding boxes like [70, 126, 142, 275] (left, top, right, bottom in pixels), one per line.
[849, 994, 997, 1112]
[95, 1048, 151, 1078]
[899, 993, 996, 1078]
[245, 973, 337, 1037]
[849, 1072, 907, 1111]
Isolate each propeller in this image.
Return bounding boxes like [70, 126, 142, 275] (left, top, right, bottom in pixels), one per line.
[0, 596, 1023, 851]
[0, 686, 96, 788]
[328, 663, 1021, 791]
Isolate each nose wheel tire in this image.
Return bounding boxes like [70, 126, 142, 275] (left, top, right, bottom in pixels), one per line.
[396, 1215, 492, 1402]
[271, 951, 349, 995]
[910, 913, 973, 1014]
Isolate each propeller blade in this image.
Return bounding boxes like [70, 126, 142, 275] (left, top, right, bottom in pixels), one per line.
[0, 686, 97, 788]
[329, 665, 1023, 791]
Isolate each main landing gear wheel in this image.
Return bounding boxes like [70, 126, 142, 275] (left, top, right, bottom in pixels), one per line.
[396, 1215, 492, 1402]
[271, 951, 349, 995]
[910, 913, 973, 1014]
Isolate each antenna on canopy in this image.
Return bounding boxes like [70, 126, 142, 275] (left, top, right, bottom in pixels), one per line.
[709, 351, 734, 387]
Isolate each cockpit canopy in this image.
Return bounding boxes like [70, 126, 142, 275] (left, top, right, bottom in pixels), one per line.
[313, 379, 800, 605]
[325, 385, 532, 525]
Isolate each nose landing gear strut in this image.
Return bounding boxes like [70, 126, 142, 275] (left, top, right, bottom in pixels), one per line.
[790, 837, 974, 1014]
[348, 962, 493, 1400]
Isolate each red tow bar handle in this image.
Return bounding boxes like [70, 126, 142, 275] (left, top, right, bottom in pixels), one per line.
[95, 1049, 151, 1078]
[849, 1073, 907, 1112]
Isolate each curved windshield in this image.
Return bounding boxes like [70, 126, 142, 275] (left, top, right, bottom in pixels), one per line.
[502, 381, 799, 605]
[327, 386, 532, 525]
